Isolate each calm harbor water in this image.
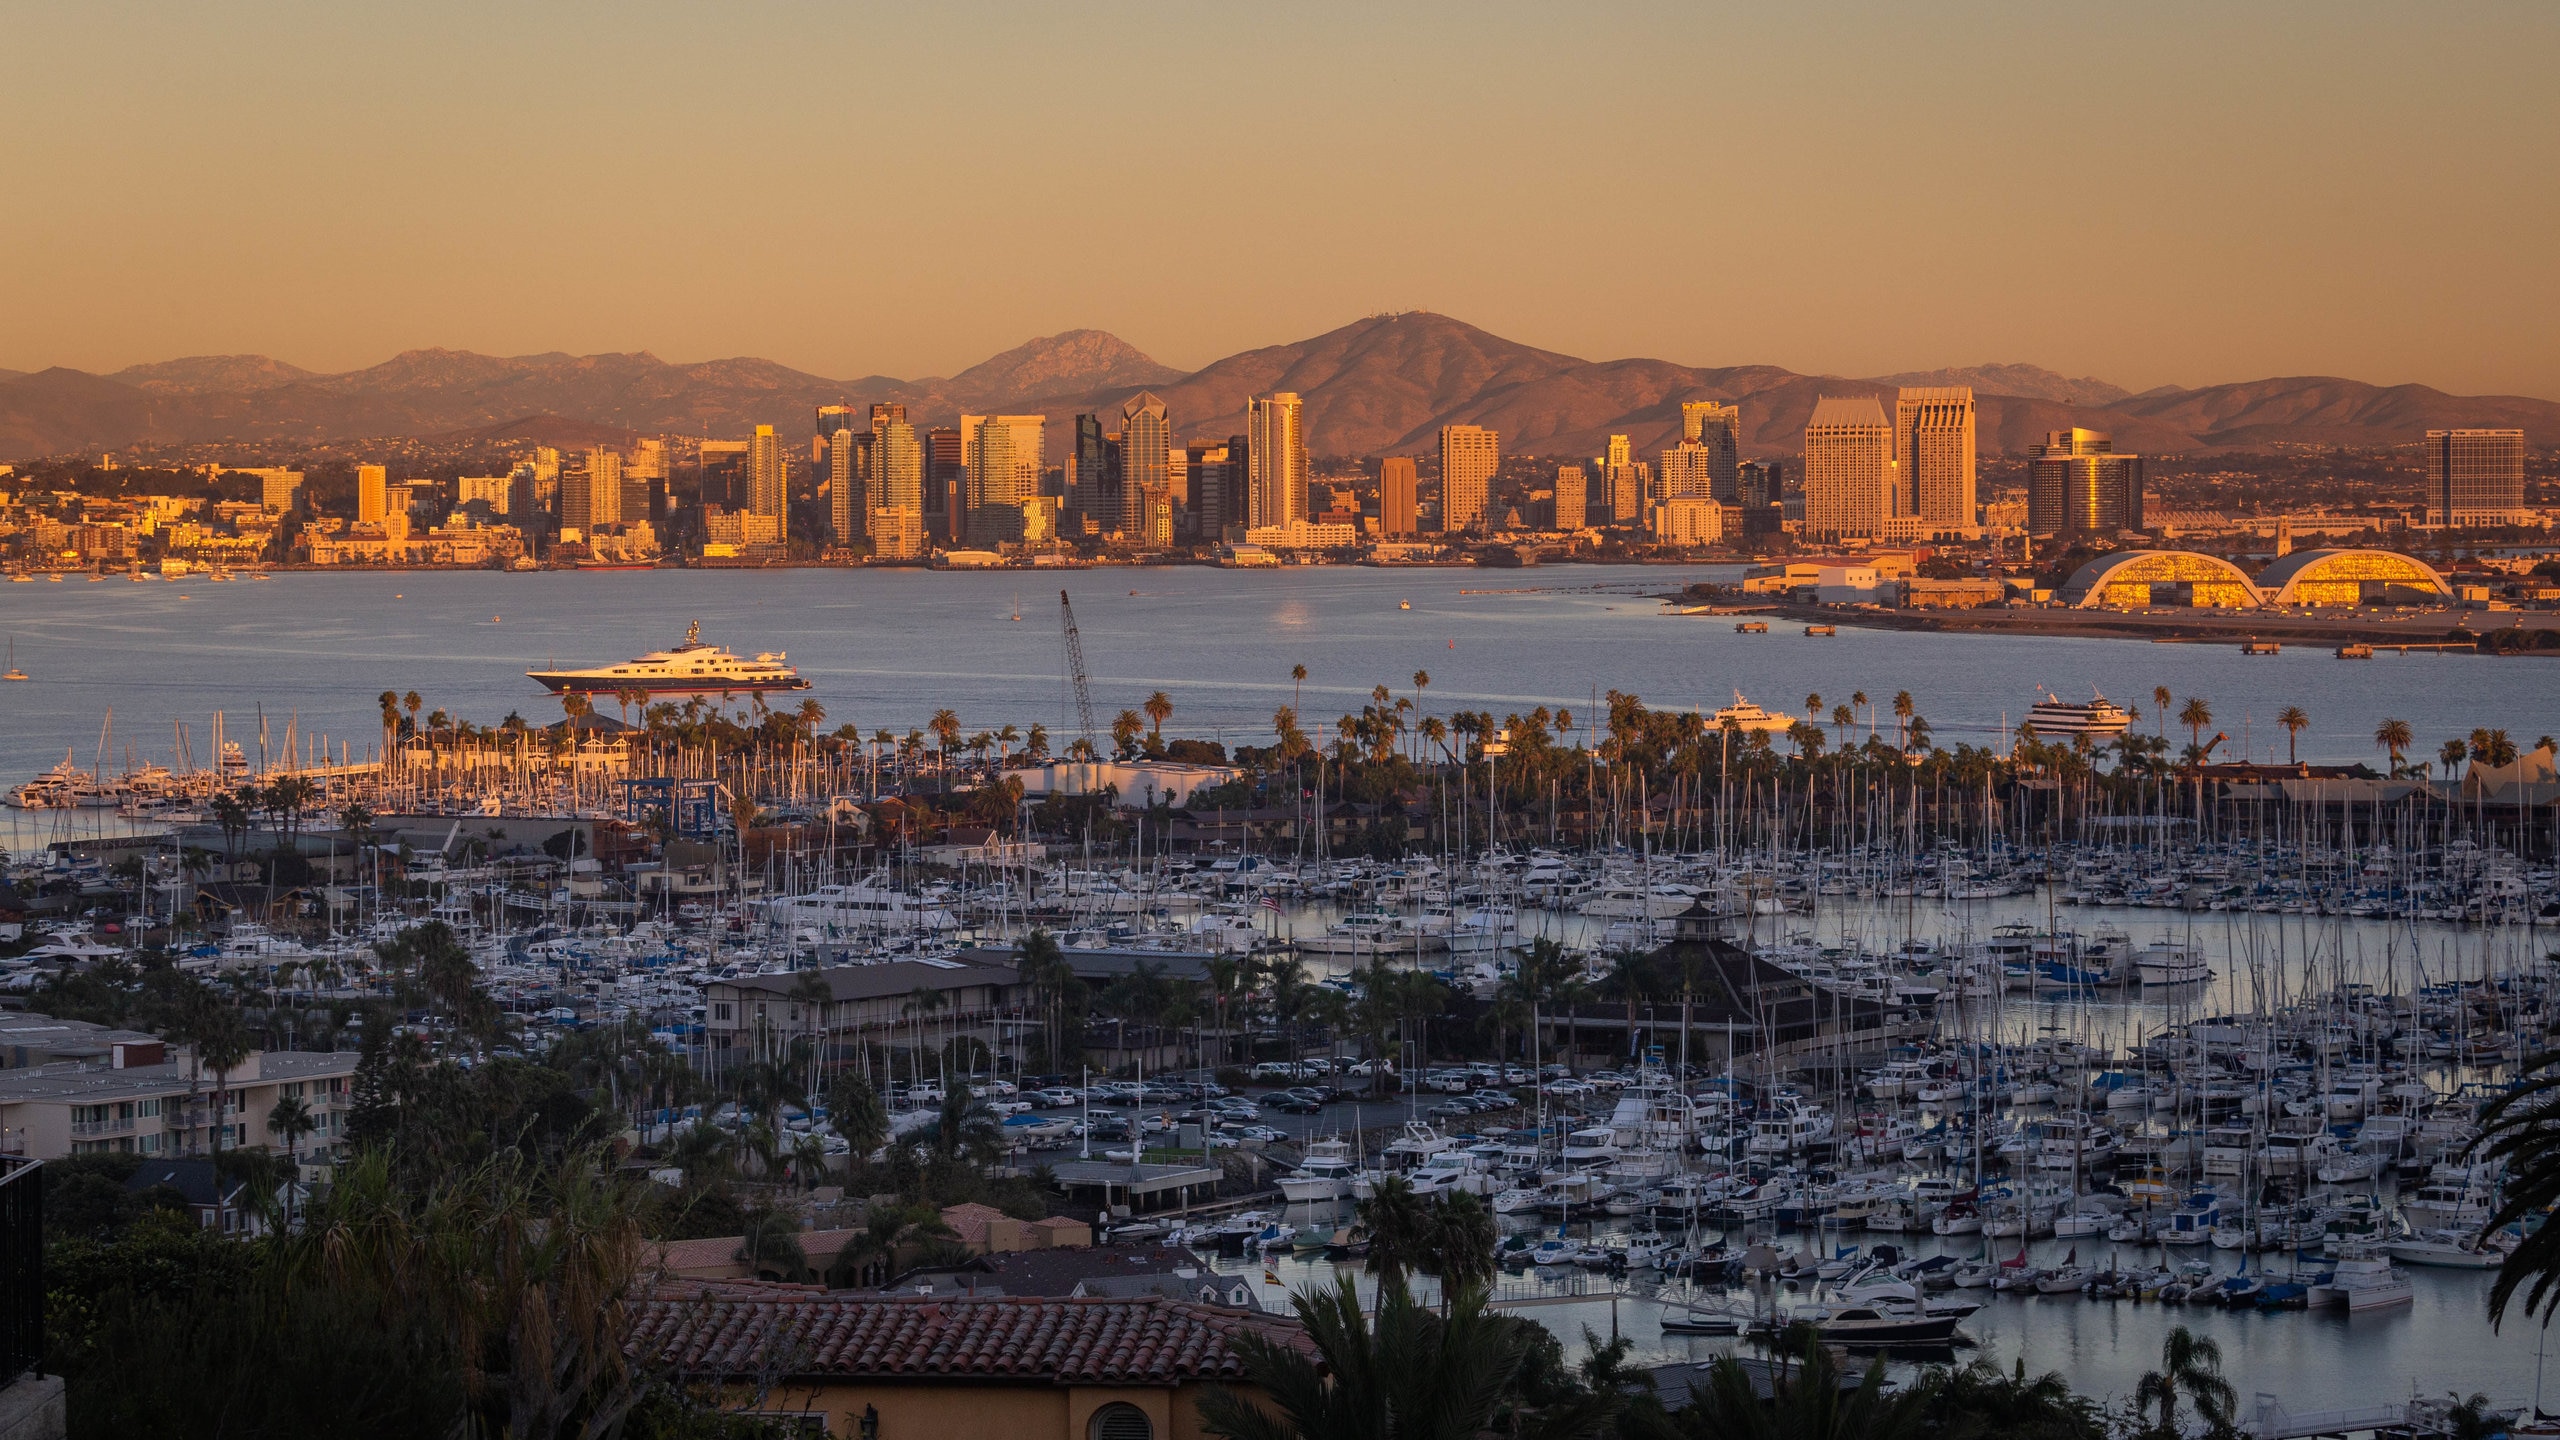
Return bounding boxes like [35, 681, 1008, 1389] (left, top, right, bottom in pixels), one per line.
[6, 564, 2557, 1404]
[1218, 1226, 2551, 1414]
[4, 565, 2558, 783]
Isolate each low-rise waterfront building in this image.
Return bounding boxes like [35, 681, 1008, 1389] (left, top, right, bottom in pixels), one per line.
[0, 1046, 357, 1178]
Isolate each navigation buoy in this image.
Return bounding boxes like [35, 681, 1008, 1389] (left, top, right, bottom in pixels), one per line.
[493, 615, 501, 623]
[1447, 638, 1455, 649]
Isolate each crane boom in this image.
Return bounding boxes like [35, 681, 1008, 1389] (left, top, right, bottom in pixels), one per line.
[1058, 590, 1098, 753]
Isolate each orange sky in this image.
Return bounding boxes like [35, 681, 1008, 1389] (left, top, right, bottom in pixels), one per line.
[4, 2, 2555, 397]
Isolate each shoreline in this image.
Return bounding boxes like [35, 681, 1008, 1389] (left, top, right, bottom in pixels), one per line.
[1678, 598, 2560, 652]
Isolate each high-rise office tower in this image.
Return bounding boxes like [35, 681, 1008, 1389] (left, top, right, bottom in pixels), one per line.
[584, 449, 623, 527]
[746, 425, 789, 541]
[967, 416, 1045, 543]
[1553, 465, 1587, 531]
[1164, 441, 1190, 527]
[816, 404, 858, 447]
[1187, 442, 1237, 538]
[1071, 414, 1109, 530]
[864, 411, 925, 559]
[2426, 429, 2526, 523]
[2027, 428, 2144, 537]
[1680, 401, 1743, 501]
[874, 415, 922, 513]
[1737, 460, 1782, 509]
[358, 464, 388, 524]
[1119, 393, 1170, 536]
[828, 428, 862, 544]
[1802, 395, 1894, 538]
[923, 427, 964, 541]
[1596, 435, 1648, 526]
[1379, 456, 1419, 536]
[1438, 425, 1498, 533]
[627, 438, 666, 522]
[1894, 386, 1977, 528]
[1246, 393, 1306, 529]
[1658, 443, 1717, 500]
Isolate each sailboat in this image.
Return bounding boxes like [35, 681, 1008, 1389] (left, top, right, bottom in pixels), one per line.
[3, 638, 25, 682]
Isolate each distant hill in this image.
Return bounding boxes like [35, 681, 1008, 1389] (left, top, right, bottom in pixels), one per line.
[111, 354, 318, 394]
[2, 318, 2554, 461]
[943, 329, 1185, 406]
[425, 413, 643, 449]
[1870, 363, 2133, 406]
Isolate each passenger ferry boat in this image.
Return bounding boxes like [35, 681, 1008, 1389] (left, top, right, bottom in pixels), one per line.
[1708, 692, 1797, 733]
[2022, 687, 2132, 737]
[527, 621, 809, 697]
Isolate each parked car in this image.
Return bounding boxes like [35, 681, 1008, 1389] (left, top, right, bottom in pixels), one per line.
[1427, 1100, 1477, 1121]
[1234, 1125, 1287, 1144]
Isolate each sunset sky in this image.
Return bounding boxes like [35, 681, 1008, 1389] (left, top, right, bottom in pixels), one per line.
[6, 2, 2555, 397]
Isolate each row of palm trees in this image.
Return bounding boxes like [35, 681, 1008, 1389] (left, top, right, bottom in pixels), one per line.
[1199, 1268, 2244, 1440]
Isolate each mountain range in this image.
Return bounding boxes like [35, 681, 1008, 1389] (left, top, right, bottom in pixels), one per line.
[2, 313, 2552, 462]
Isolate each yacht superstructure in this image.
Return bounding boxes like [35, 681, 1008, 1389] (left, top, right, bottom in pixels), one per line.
[527, 621, 810, 697]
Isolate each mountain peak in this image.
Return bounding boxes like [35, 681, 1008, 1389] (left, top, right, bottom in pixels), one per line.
[946, 329, 1185, 404]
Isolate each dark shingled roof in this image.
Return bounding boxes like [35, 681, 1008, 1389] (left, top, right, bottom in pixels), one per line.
[630, 1289, 1305, 1385]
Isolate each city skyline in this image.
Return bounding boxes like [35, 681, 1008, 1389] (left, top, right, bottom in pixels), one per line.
[5, 7, 2556, 397]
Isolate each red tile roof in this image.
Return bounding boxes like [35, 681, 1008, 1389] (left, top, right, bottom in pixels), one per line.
[631, 1288, 1305, 1385]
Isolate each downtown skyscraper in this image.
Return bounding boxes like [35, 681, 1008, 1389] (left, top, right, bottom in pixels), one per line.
[1679, 400, 1742, 501]
[1438, 424, 1498, 532]
[1894, 386, 1976, 531]
[1801, 395, 1893, 539]
[1246, 392, 1306, 529]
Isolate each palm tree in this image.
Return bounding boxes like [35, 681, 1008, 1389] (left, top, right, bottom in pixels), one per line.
[1198, 1276, 1616, 1440]
[1113, 709, 1146, 760]
[2274, 705, 2308, 764]
[2177, 697, 2213, 757]
[928, 1081, 1003, 1169]
[1891, 690, 1915, 750]
[2153, 685, 2172, 743]
[2133, 1326, 2237, 1438]
[737, 1208, 810, 1280]
[1291, 663, 1307, 713]
[1144, 689, 1174, 745]
[1357, 1176, 1434, 1290]
[195, 1007, 253, 1161]
[2474, 1052, 2560, 1327]
[1637, 1337, 1917, 1440]
[2375, 717, 2413, 776]
[264, 1092, 315, 1222]
[825, 1073, 890, 1164]
[2440, 737, 2469, 781]
[928, 708, 962, 787]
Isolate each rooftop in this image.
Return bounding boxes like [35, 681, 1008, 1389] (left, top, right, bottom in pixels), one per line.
[0, 1048, 357, 1104]
[709, 960, 1021, 1003]
[630, 1288, 1305, 1386]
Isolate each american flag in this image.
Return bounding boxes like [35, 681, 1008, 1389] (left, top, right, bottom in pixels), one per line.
[1259, 895, 1283, 913]
[1263, 1264, 1279, 1285]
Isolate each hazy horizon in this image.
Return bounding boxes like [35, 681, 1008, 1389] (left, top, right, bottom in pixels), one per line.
[6, 3, 2555, 398]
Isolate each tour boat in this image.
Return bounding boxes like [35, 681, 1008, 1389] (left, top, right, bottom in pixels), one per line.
[1708, 692, 1797, 733]
[2022, 687, 2133, 738]
[527, 620, 810, 697]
